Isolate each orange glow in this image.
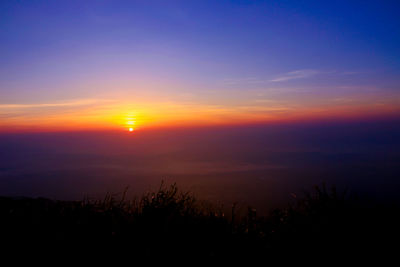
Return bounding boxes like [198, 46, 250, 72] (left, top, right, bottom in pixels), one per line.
[1, 97, 400, 133]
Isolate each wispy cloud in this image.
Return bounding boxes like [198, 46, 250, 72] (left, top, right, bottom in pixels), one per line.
[341, 71, 365, 75]
[224, 69, 365, 85]
[270, 69, 320, 82]
[0, 99, 110, 110]
[221, 77, 267, 85]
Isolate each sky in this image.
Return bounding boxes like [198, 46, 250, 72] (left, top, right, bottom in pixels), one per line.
[1, 0, 400, 132]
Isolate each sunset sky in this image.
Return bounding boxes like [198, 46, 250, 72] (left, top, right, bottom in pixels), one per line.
[1, 0, 400, 132]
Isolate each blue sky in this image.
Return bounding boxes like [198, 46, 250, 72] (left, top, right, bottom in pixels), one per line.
[1, 0, 400, 130]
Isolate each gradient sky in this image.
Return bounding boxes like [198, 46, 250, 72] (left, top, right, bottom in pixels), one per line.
[1, 0, 400, 131]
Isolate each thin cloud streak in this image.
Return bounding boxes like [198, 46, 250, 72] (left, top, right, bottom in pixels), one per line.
[270, 69, 320, 82]
[221, 77, 267, 85]
[0, 99, 112, 110]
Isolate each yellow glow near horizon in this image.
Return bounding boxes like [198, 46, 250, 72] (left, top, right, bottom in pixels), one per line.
[1, 97, 400, 133]
[123, 112, 140, 131]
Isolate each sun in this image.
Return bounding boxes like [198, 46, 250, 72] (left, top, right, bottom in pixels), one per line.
[124, 113, 137, 132]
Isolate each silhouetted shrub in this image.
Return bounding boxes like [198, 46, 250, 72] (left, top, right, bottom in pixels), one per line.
[0, 182, 399, 260]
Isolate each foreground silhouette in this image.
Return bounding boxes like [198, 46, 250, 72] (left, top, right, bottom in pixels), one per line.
[0, 182, 399, 260]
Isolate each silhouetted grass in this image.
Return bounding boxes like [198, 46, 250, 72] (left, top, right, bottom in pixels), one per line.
[0, 182, 399, 260]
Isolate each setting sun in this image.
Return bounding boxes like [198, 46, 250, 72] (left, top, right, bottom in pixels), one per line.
[129, 127, 134, 132]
